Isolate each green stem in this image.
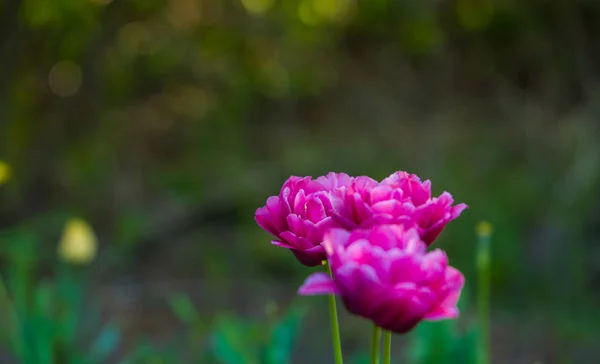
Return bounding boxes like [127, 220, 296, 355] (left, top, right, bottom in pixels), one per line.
[382, 330, 392, 364]
[0, 273, 22, 356]
[325, 261, 343, 364]
[476, 222, 492, 364]
[370, 325, 381, 364]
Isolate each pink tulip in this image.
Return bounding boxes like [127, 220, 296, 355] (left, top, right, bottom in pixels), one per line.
[345, 171, 468, 245]
[255, 173, 354, 266]
[298, 225, 464, 333]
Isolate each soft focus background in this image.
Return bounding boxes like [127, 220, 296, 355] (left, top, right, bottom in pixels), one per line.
[1, 0, 600, 362]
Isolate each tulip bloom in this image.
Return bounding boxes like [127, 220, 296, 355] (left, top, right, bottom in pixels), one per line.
[345, 171, 468, 245]
[255, 173, 354, 266]
[298, 225, 464, 333]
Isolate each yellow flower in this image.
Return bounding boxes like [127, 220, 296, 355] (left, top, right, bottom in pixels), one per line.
[58, 218, 97, 265]
[0, 161, 11, 185]
[476, 221, 493, 238]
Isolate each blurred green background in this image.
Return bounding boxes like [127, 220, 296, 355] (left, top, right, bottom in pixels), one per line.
[1, 0, 600, 362]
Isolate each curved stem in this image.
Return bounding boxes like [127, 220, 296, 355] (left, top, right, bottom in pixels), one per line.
[325, 262, 343, 364]
[370, 325, 381, 364]
[382, 330, 392, 364]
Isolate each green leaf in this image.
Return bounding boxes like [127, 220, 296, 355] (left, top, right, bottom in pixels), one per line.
[408, 321, 457, 364]
[33, 282, 54, 318]
[168, 293, 199, 325]
[348, 352, 370, 364]
[452, 326, 479, 364]
[1, 229, 38, 310]
[210, 316, 260, 364]
[90, 322, 121, 362]
[265, 307, 305, 364]
[21, 314, 53, 364]
[120, 339, 158, 363]
[55, 264, 85, 347]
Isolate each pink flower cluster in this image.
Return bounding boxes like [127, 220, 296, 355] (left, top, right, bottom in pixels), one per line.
[255, 171, 467, 333]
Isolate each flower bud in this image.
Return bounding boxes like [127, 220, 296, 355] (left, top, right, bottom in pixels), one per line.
[58, 218, 97, 265]
[0, 161, 11, 185]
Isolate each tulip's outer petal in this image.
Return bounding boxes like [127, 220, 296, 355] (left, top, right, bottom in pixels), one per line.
[292, 245, 326, 266]
[271, 240, 296, 249]
[336, 262, 383, 316]
[408, 191, 468, 246]
[279, 231, 299, 246]
[381, 316, 421, 334]
[420, 220, 446, 245]
[451, 203, 469, 219]
[265, 196, 287, 232]
[255, 207, 279, 236]
[425, 266, 464, 320]
[297, 236, 317, 250]
[373, 285, 430, 333]
[437, 191, 454, 206]
[425, 306, 459, 321]
[298, 273, 339, 295]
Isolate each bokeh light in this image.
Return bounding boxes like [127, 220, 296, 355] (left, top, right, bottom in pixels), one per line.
[88, 0, 113, 6]
[48, 60, 83, 97]
[240, 0, 275, 15]
[117, 22, 153, 56]
[299, 0, 355, 25]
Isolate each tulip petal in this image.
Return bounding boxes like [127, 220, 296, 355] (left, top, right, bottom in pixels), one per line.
[298, 273, 339, 295]
[425, 267, 464, 320]
[271, 240, 296, 249]
[306, 195, 327, 223]
[279, 231, 299, 245]
[254, 207, 279, 236]
[322, 228, 351, 255]
[292, 245, 326, 266]
[265, 196, 287, 232]
[451, 203, 468, 219]
[424, 306, 459, 320]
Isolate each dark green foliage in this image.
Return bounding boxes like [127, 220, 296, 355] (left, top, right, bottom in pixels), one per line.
[209, 306, 305, 364]
[408, 321, 479, 364]
[0, 230, 122, 364]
